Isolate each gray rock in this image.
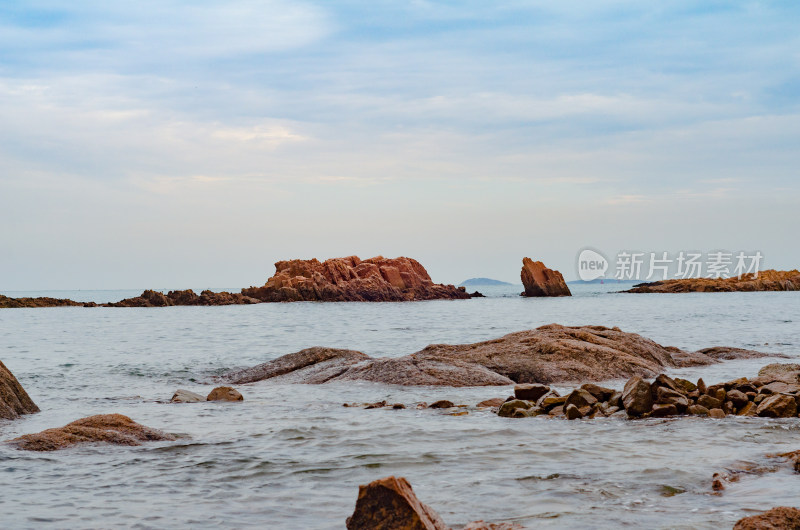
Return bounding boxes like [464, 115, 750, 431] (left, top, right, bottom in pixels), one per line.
[170, 389, 205, 403]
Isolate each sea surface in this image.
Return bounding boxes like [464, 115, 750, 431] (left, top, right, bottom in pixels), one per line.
[0, 284, 798, 529]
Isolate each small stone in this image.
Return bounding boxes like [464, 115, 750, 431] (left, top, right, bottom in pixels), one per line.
[511, 408, 528, 418]
[715, 388, 727, 402]
[726, 389, 749, 408]
[674, 378, 697, 393]
[608, 391, 623, 408]
[498, 399, 533, 417]
[708, 408, 726, 419]
[539, 395, 567, 410]
[429, 400, 455, 409]
[514, 383, 550, 401]
[650, 403, 678, 417]
[687, 404, 709, 416]
[697, 394, 722, 410]
[723, 401, 736, 414]
[364, 400, 387, 409]
[170, 389, 205, 403]
[476, 398, 504, 408]
[656, 387, 689, 411]
[206, 386, 243, 402]
[580, 383, 615, 402]
[653, 374, 682, 394]
[697, 378, 707, 394]
[392, 403, 406, 409]
[565, 404, 583, 420]
[565, 389, 598, 409]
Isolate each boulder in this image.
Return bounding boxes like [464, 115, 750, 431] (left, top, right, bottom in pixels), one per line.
[207, 387, 243, 402]
[756, 394, 798, 418]
[476, 398, 505, 408]
[565, 404, 583, 420]
[708, 408, 726, 419]
[622, 377, 653, 417]
[514, 383, 550, 401]
[650, 403, 678, 417]
[733, 507, 800, 530]
[565, 389, 597, 409]
[697, 394, 722, 410]
[170, 389, 205, 403]
[520, 258, 571, 297]
[223, 324, 773, 387]
[428, 400, 455, 409]
[242, 256, 470, 303]
[1, 360, 40, 420]
[8, 414, 175, 451]
[626, 269, 800, 293]
[758, 363, 800, 383]
[498, 400, 533, 418]
[345, 476, 448, 530]
[726, 389, 750, 408]
[655, 387, 689, 411]
[687, 404, 709, 416]
[580, 383, 615, 402]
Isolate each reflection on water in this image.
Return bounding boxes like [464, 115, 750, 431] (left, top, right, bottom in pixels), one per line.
[0, 285, 798, 528]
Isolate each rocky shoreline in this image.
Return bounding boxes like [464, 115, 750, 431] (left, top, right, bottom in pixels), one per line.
[625, 269, 800, 293]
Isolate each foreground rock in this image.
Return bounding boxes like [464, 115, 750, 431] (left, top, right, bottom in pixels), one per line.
[0, 294, 97, 308]
[9, 414, 176, 451]
[520, 258, 571, 297]
[107, 289, 261, 307]
[733, 507, 800, 530]
[223, 324, 774, 387]
[242, 256, 470, 302]
[346, 475, 521, 530]
[496, 370, 800, 420]
[0, 360, 40, 420]
[625, 269, 800, 293]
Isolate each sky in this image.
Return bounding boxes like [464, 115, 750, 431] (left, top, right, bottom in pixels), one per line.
[1, 1, 798, 290]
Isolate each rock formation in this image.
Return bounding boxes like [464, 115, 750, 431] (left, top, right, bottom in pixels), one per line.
[520, 258, 571, 297]
[206, 386, 243, 401]
[8, 414, 176, 451]
[106, 289, 261, 307]
[346, 475, 521, 530]
[733, 507, 800, 530]
[0, 360, 40, 420]
[0, 294, 97, 308]
[242, 256, 471, 302]
[625, 269, 800, 293]
[223, 324, 775, 387]
[494, 370, 800, 420]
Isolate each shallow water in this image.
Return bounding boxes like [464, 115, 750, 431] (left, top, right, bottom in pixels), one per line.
[0, 284, 798, 529]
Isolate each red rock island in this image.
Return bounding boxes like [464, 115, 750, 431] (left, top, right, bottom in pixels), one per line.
[520, 257, 571, 297]
[242, 256, 471, 302]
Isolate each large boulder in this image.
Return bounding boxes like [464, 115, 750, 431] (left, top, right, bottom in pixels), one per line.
[733, 507, 800, 530]
[756, 394, 798, 418]
[626, 269, 800, 293]
[520, 258, 571, 297]
[223, 324, 775, 387]
[622, 377, 653, 417]
[242, 256, 470, 302]
[8, 414, 176, 451]
[0, 360, 40, 420]
[207, 387, 243, 401]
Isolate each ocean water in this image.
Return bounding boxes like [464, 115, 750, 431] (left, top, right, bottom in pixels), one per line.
[0, 284, 798, 529]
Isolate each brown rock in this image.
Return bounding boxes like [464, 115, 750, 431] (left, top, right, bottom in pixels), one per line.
[656, 387, 689, 410]
[733, 507, 800, 530]
[498, 400, 533, 417]
[345, 476, 448, 530]
[737, 402, 756, 416]
[580, 383, 615, 402]
[565, 404, 583, 420]
[514, 383, 550, 401]
[0, 294, 97, 308]
[687, 404, 709, 416]
[520, 258, 571, 297]
[539, 395, 567, 410]
[476, 398, 505, 408]
[650, 403, 678, 417]
[759, 381, 800, 395]
[107, 289, 262, 307]
[428, 400, 455, 409]
[224, 324, 771, 387]
[697, 394, 722, 410]
[726, 389, 750, 408]
[756, 394, 798, 418]
[1, 360, 40, 420]
[9, 414, 175, 451]
[697, 378, 707, 394]
[758, 363, 800, 383]
[625, 269, 800, 293]
[242, 256, 470, 303]
[565, 389, 598, 410]
[708, 408, 726, 419]
[622, 376, 653, 417]
[674, 378, 697, 392]
[207, 386, 243, 401]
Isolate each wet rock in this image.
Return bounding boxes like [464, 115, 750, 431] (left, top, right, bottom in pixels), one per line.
[498, 400, 533, 418]
[365, 401, 388, 409]
[687, 404, 710, 416]
[539, 395, 567, 410]
[429, 400, 455, 409]
[758, 363, 800, 383]
[652, 374, 682, 394]
[756, 394, 798, 418]
[733, 507, 800, 530]
[726, 389, 750, 408]
[697, 378, 707, 394]
[0, 294, 97, 308]
[9, 414, 176, 451]
[514, 383, 550, 401]
[170, 389, 205, 403]
[625, 269, 800, 293]
[476, 398, 505, 408]
[392, 403, 406, 410]
[580, 383, 615, 402]
[737, 402, 756, 416]
[697, 394, 722, 410]
[655, 387, 689, 411]
[565, 389, 597, 409]
[651, 403, 678, 417]
[520, 258, 571, 297]
[708, 408, 726, 419]
[462, 521, 523, 530]
[759, 381, 799, 395]
[674, 378, 697, 393]
[565, 404, 583, 420]
[243, 256, 470, 303]
[608, 391, 623, 409]
[207, 386, 243, 402]
[0, 360, 40, 420]
[345, 476, 449, 530]
[622, 377, 653, 417]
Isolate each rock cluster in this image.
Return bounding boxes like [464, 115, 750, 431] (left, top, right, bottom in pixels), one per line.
[346, 475, 521, 530]
[170, 386, 244, 402]
[498, 367, 800, 420]
[8, 414, 176, 451]
[242, 256, 471, 302]
[520, 258, 571, 297]
[107, 289, 261, 307]
[0, 360, 40, 420]
[0, 294, 97, 308]
[733, 507, 800, 530]
[625, 269, 800, 293]
[223, 325, 774, 387]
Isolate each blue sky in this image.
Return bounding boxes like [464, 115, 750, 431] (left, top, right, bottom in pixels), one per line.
[1, 1, 798, 289]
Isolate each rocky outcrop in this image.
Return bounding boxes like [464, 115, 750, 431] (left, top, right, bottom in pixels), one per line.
[0, 294, 97, 308]
[625, 269, 800, 293]
[520, 258, 571, 297]
[0, 360, 40, 420]
[107, 289, 261, 307]
[733, 507, 800, 530]
[223, 324, 775, 387]
[206, 386, 243, 401]
[495, 370, 800, 420]
[8, 414, 176, 451]
[242, 256, 470, 302]
[346, 475, 521, 530]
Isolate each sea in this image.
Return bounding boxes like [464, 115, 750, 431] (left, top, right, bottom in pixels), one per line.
[0, 284, 798, 529]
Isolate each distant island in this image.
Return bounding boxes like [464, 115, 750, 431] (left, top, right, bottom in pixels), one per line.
[459, 278, 512, 286]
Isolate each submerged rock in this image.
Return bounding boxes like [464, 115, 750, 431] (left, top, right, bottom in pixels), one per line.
[625, 269, 800, 293]
[170, 389, 206, 403]
[206, 386, 243, 402]
[223, 324, 773, 387]
[242, 256, 470, 302]
[520, 258, 571, 297]
[9, 414, 175, 451]
[733, 507, 800, 530]
[0, 360, 40, 420]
